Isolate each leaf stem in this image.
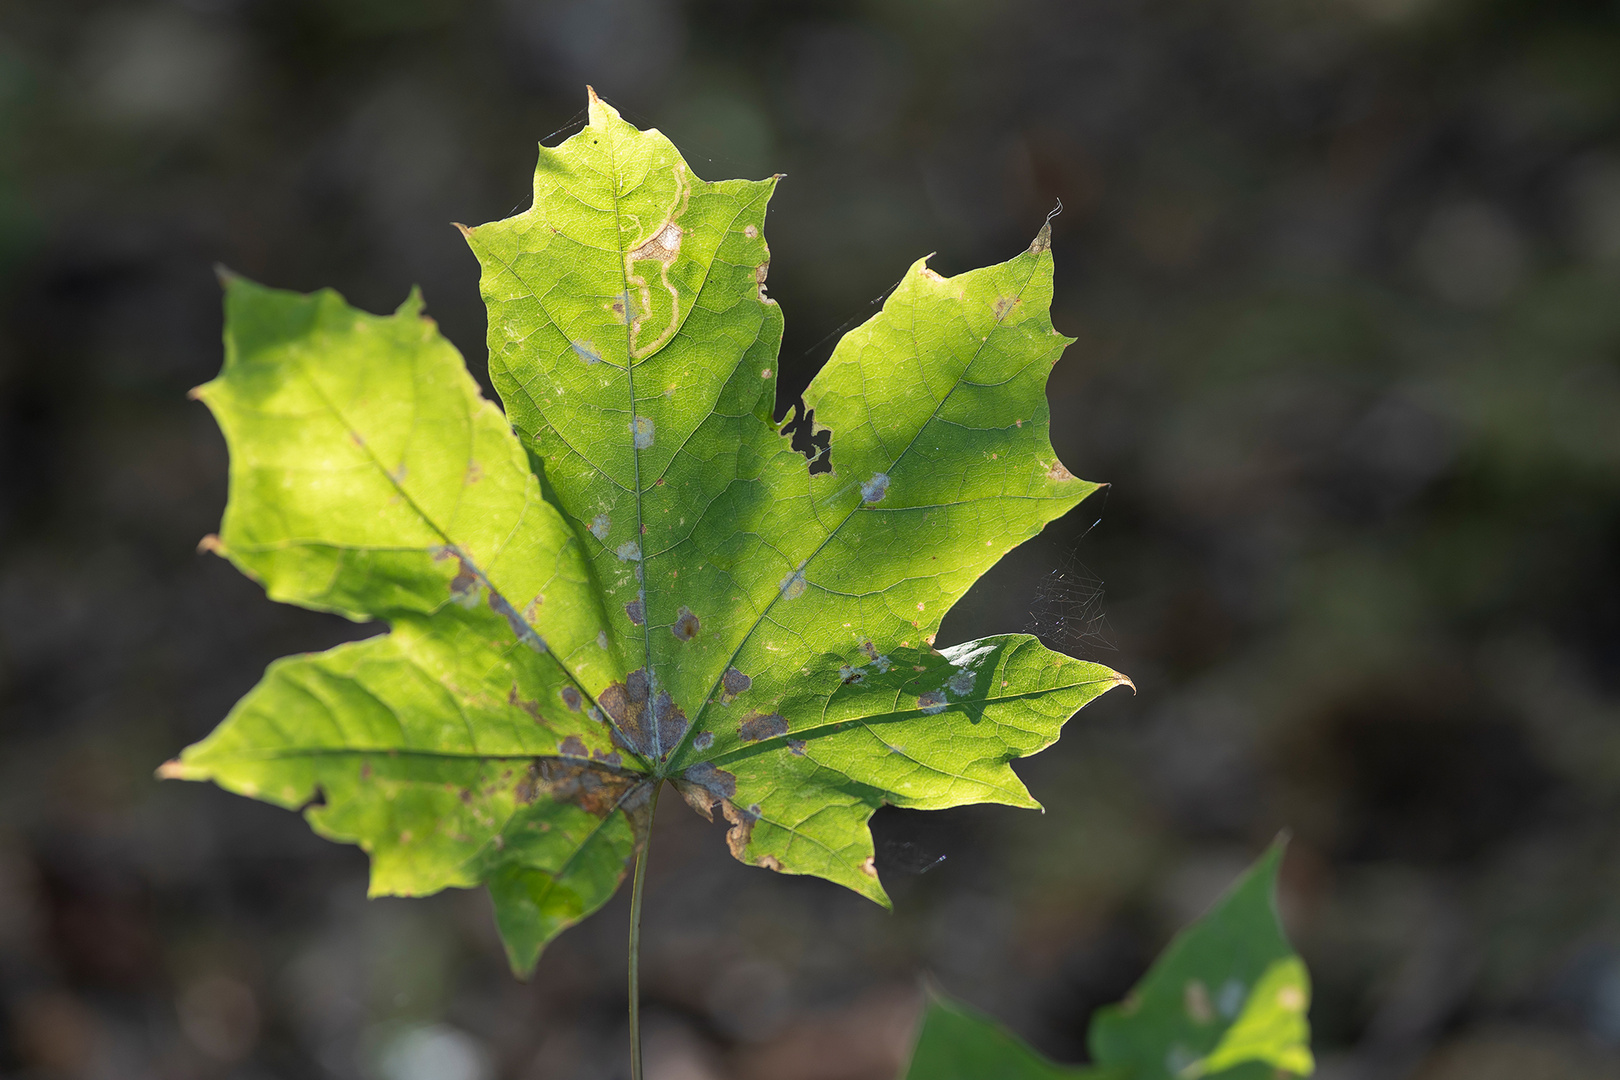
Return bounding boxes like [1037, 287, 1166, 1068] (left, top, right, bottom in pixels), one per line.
[628, 781, 661, 1080]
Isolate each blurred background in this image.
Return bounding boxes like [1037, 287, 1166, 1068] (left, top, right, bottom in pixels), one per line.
[3, 0, 1620, 1078]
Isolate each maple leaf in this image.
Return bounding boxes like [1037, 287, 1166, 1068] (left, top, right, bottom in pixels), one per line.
[162, 90, 1129, 977]
[903, 842, 1314, 1080]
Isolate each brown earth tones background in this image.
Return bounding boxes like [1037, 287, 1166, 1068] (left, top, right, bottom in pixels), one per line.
[4, 1, 1620, 1078]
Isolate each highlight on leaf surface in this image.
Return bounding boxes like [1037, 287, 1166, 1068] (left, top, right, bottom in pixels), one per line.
[162, 88, 1129, 977]
[903, 843, 1312, 1080]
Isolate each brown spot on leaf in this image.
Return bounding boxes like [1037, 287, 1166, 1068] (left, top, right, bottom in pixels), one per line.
[757, 855, 783, 871]
[787, 740, 807, 756]
[626, 598, 645, 625]
[723, 800, 759, 859]
[560, 686, 583, 711]
[755, 260, 773, 304]
[449, 557, 480, 607]
[630, 221, 682, 262]
[671, 606, 699, 641]
[860, 855, 878, 878]
[675, 761, 737, 821]
[599, 669, 654, 756]
[655, 690, 688, 754]
[514, 764, 541, 805]
[1047, 461, 1074, 482]
[993, 296, 1017, 319]
[592, 750, 622, 767]
[721, 667, 752, 698]
[558, 736, 589, 758]
[537, 758, 645, 817]
[738, 711, 788, 742]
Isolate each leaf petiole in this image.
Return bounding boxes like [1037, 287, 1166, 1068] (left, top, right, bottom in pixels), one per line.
[628, 780, 662, 1080]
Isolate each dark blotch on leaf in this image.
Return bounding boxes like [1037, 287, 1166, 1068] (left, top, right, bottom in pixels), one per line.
[723, 800, 759, 859]
[558, 736, 589, 758]
[738, 711, 788, 742]
[626, 598, 645, 625]
[537, 758, 642, 817]
[449, 558, 480, 606]
[675, 761, 737, 821]
[560, 686, 582, 711]
[722, 667, 751, 696]
[599, 669, 654, 756]
[787, 739, 807, 756]
[655, 690, 688, 755]
[672, 605, 699, 641]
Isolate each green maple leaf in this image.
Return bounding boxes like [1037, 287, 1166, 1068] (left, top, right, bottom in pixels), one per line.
[904, 843, 1312, 1080]
[1088, 840, 1313, 1079]
[904, 993, 1116, 1080]
[162, 90, 1129, 976]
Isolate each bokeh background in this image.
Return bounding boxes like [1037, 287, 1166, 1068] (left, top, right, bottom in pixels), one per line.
[4, 0, 1620, 1077]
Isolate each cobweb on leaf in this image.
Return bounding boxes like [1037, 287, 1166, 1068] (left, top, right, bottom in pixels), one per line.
[1025, 541, 1116, 660]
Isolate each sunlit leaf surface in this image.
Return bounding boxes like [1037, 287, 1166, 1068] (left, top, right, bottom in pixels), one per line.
[164, 90, 1126, 975]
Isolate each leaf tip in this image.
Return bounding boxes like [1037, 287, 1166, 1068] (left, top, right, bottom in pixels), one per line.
[1113, 671, 1137, 694]
[155, 759, 187, 780]
[212, 263, 239, 288]
[1030, 223, 1052, 254]
[585, 85, 618, 127]
[197, 533, 225, 556]
[452, 221, 473, 240]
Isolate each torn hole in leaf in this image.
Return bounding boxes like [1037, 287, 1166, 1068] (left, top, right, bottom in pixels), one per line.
[778, 399, 832, 475]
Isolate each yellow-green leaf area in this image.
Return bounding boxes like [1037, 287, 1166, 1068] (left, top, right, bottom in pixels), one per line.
[167, 91, 1127, 977]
